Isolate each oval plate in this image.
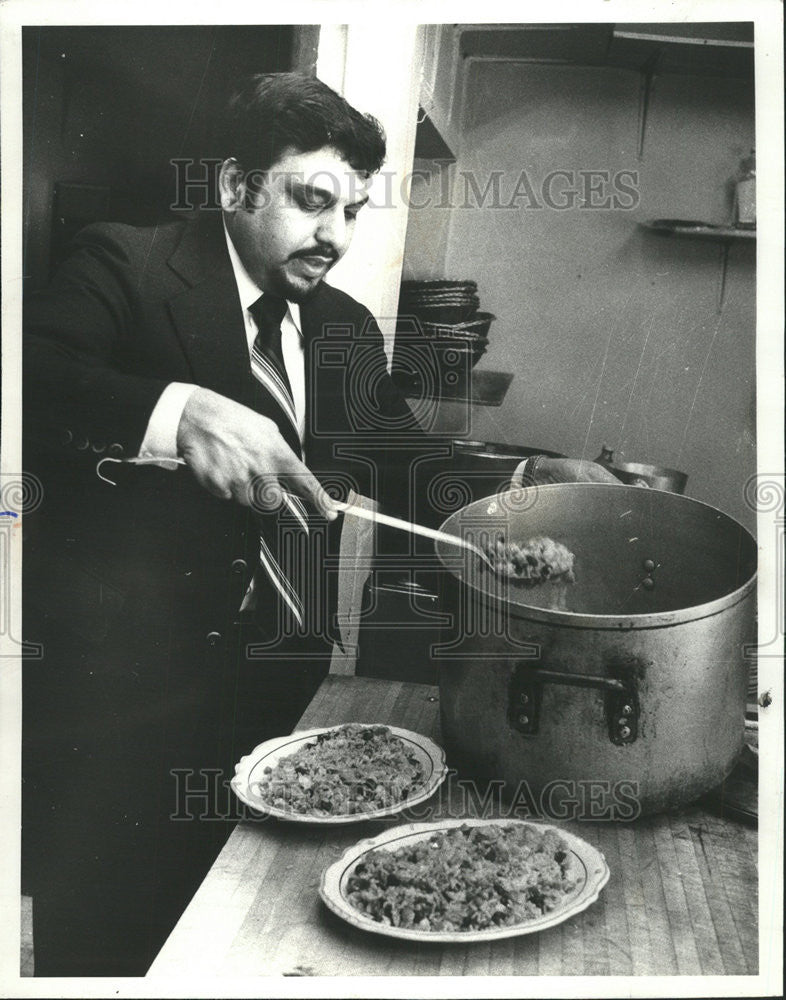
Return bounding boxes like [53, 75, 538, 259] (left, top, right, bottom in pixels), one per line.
[231, 725, 447, 825]
[320, 818, 610, 942]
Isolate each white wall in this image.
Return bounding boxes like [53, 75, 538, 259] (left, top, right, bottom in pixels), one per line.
[402, 60, 756, 531]
[317, 24, 422, 358]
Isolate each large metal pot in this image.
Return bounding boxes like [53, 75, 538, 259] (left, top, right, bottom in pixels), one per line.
[434, 483, 757, 816]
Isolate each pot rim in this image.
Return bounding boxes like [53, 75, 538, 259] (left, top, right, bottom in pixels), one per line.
[436, 483, 758, 630]
[610, 460, 687, 479]
[447, 440, 564, 461]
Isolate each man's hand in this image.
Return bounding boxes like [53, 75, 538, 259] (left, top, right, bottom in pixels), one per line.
[176, 388, 338, 519]
[532, 457, 621, 485]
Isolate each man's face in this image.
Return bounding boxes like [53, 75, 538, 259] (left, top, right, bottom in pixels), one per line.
[221, 146, 371, 301]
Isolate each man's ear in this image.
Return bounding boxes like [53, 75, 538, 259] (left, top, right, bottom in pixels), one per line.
[218, 158, 246, 211]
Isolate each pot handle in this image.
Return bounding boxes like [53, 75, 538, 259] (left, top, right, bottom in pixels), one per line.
[510, 457, 540, 489]
[525, 668, 627, 694]
[510, 456, 650, 489]
[509, 662, 638, 745]
[510, 459, 527, 489]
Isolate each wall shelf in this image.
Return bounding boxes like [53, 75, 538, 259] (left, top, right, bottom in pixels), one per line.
[640, 219, 755, 311]
[454, 23, 754, 79]
[641, 219, 756, 241]
[396, 370, 514, 407]
[453, 23, 754, 161]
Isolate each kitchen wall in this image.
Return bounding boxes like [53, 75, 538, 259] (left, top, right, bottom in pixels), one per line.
[403, 60, 756, 531]
[317, 23, 422, 352]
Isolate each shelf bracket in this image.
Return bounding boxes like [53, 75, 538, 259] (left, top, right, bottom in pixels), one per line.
[637, 49, 664, 160]
[717, 239, 731, 313]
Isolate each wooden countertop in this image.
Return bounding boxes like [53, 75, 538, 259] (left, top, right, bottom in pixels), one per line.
[147, 676, 758, 978]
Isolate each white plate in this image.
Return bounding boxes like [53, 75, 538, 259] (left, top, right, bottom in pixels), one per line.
[320, 818, 610, 942]
[231, 724, 447, 825]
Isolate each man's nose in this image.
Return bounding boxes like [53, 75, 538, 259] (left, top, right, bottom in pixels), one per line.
[315, 207, 346, 251]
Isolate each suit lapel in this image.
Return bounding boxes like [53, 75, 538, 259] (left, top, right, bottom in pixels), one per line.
[166, 214, 252, 403]
[167, 216, 314, 436]
[165, 226, 358, 465]
[298, 292, 318, 450]
[300, 288, 334, 464]
[299, 287, 359, 472]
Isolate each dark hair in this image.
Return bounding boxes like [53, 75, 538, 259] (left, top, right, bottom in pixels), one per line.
[223, 72, 386, 177]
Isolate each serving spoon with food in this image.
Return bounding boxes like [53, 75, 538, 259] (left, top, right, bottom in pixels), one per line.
[333, 500, 575, 584]
[332, 499, 495, 567]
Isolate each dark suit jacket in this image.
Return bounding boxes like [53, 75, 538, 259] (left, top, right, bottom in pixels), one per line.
[22, 211, 427, 975]
[23, 211, 420, 647]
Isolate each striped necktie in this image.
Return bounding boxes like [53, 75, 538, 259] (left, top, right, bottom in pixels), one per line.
[249, 294, 301, 455]
[245, 293, 309, 629]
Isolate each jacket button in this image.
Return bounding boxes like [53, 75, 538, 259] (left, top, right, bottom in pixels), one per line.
[206, 631, 222, 646]
[108, 443, 124, 457]
[231, 559, 248, 575]
[91, 441, 106, 453]
[75, 436, 89, 450]
[60, 429, 74, 446]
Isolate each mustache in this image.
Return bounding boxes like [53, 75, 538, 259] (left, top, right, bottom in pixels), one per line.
[290, 246, 338, 262]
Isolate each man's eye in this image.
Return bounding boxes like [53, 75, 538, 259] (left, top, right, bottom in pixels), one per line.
[295, 192, 326, 212]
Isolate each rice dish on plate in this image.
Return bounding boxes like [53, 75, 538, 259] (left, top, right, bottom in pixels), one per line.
[252, 724, 425, 816]
[346, 822, 576, 931]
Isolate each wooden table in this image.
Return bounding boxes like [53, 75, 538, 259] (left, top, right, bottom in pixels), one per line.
[147, 676, 758, 977]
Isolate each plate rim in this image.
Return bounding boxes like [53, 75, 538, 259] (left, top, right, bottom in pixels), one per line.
[319, 817, 610, 943]
[230, 723, 448, 825]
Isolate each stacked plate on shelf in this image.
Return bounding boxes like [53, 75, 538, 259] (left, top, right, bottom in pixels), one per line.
[394, 281, 496, 396]
[399, 279, 480, 326]
[418, 312, 495, 366]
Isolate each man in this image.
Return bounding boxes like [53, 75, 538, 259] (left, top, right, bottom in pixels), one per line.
[22, 71, 616, 976]
[22, 71, 422, 977]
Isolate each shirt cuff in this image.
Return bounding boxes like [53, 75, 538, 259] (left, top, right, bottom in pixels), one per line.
[138, 382, 199, 463]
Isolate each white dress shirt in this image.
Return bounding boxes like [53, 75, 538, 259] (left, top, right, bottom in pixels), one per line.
[138, 220, 306, 460]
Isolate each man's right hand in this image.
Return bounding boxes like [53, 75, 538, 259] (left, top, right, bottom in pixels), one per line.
[176, 388, 338, 519]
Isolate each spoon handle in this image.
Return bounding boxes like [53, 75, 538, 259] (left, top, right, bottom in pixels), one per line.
[333, 500, 482, 559]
